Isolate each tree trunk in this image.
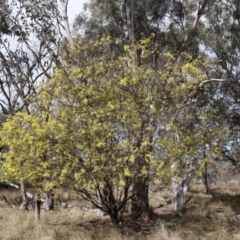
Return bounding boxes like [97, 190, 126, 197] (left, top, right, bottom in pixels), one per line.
[109, 207, 119, 226]
[125, 0, 136, 42]
[131, 179, 149, 221]
[172, 182, 185, 211]
[125, 0, 150, 220]
[45, 190, 54, 211]
[176, 0, 209, 56]
[35, 192, 41, 221]
[172, 174, 191, 211]
[19, 182, 29, 210]
[202, 163, 210, 194]
[59, 0, 73, 42]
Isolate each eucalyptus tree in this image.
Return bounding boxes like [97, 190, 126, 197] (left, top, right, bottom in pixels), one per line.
[0, 0, 74, 114]
[197, 1, 240, 174]
[74, 0, 211, 56]
[0, 0, 73, 210]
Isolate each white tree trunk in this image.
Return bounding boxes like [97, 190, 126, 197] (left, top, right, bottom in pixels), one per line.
[172, 183, 184, 211]
[19, 182, 29, 210]
[44, 190, 54, 211]
[59, 0, 73, 42]
[172, 173, 192, 211]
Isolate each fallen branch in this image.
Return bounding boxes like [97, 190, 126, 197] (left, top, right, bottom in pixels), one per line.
[1, 182, 76, 210]
[149, 189, 172, 204]
[53, 201, 75, 209]
[81, 206, 90, 211]
[184, 195, 193, 205]
[152, 196, 172, 204]
[2, 194, 16, 208]
[2, 182, 34, 200]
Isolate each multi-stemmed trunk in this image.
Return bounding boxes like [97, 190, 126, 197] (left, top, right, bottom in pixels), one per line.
[131, 178, 149, 221]
[109, 207, 124, 226]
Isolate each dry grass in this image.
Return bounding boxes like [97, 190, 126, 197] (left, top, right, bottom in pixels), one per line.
[0, 207, 181, 240]
[0, 179, 240, 240]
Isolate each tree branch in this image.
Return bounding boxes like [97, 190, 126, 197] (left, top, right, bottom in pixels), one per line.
[199, 78, 238, 87]
[176, 0, 209, 57]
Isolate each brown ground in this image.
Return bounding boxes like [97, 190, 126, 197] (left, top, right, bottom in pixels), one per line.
[0, 179, 240, 239]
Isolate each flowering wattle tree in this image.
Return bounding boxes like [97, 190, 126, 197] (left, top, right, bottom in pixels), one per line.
[0, 37, 222, 224]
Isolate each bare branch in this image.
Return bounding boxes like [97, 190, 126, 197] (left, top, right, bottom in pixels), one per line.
[0, 52, 30, 113]
[199, 78, 238, 87]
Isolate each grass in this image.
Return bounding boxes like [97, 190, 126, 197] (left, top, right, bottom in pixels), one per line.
[0, 179, 240, 239]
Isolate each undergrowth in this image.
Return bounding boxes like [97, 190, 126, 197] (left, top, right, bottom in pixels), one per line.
[0, 180, 240, 240]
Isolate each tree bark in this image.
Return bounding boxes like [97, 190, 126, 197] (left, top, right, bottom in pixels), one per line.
[125, 0, 136, 42]
[131, 179, 149, 221]
[202, 163, 210, 194]
[172, 182, 185, 211]
[35, 192, 41, 221]
[172, 173, 192, 211]
[19, 182, 29, 210]
[109, 207, 120, 226]
[59, 0, 73, 42]
[176, 0, 209, 56]
[45, 190, 54, 211]
[124, 0, 150, 220]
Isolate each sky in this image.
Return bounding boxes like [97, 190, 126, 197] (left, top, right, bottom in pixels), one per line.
[68, 0, 88, 25]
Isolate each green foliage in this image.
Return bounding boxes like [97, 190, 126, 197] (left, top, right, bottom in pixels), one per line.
[74, 0, 202, 55]
[0, 36, 223, 192]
